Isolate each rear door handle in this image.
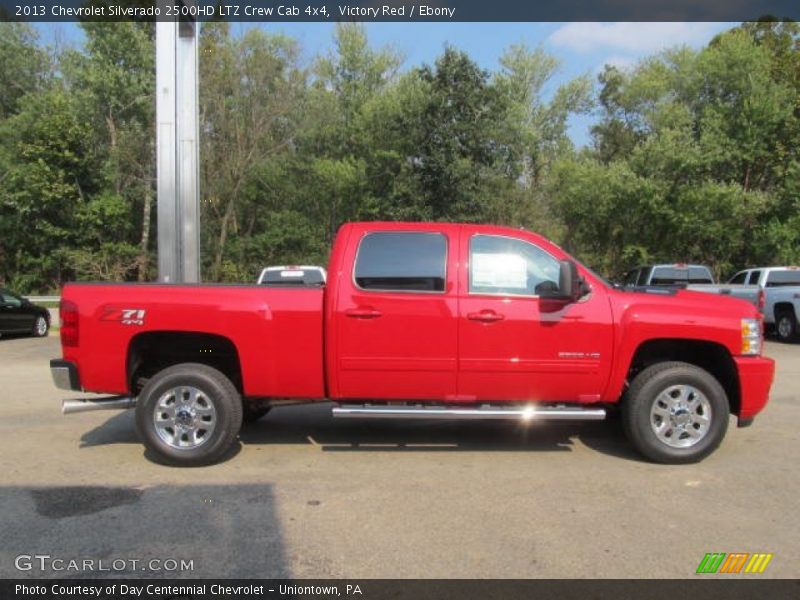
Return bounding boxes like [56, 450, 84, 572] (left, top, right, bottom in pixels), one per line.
[345, 307, 383, 319]
[467, 310, 505, 323]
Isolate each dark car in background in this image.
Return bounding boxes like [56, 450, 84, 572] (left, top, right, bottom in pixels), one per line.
[0, 289, 50, 337]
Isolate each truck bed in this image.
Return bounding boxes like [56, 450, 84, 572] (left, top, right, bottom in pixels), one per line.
[686, 283, 761, 308]
[59, 283, 325, 398]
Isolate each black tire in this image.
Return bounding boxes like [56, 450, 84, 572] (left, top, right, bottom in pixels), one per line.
[622, 361, 729, 464]
[32, 315, 49, 337]
[242, 404, 271, 424]
[775, 308, 797, 343]
[135, 363, 242, 466]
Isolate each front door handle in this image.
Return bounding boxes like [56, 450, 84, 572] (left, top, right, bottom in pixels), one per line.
[345, 307, 383, 319]
[467, 310, 505, 323]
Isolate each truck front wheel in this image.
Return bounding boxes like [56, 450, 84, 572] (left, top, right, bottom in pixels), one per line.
[622, 362, 729, 464]
[135, 363, 243, 466]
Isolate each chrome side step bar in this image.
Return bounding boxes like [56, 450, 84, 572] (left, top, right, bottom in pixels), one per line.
[62, 396, 136, 415]
[332, 405, 606, 421]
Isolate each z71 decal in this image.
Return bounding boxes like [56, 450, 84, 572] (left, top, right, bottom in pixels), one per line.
[101, 307, 147, 326]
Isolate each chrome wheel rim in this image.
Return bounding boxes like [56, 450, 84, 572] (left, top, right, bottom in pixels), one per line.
[650, 384, 711, 448]
[777, 317, 792, 339]
[154, 386, 217, 450]
[35, 317, 47, 336]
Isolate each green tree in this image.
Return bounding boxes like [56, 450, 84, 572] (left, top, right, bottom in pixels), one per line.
[65, 21, 156, 280]
[410, 47, 511, 221]
[0, 85, 103, 290]
[555, 23, 800, 278]
[199, 23, 307, 280]
[0, 23, 48, 119]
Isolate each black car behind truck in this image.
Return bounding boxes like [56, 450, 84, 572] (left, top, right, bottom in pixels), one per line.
[0, 289, 50, 337]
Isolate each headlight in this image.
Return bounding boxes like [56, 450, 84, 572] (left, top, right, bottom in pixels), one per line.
[741, 318, 762, 356]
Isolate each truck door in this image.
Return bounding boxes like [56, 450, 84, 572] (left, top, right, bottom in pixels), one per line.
[333, 227, 459, 400]
[457, 231, 614, 403]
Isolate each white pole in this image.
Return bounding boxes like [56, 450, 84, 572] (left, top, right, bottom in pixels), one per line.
[156, 2, 200, 283]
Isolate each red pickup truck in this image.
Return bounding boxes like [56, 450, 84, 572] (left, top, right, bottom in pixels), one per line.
[51, 222, 775, 466]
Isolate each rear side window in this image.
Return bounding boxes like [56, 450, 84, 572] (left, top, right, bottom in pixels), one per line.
[354, 232, 446, 292]
[747, 270, 762, 286]
[637, 267, 652, 286]
[766, 270, 800, 287]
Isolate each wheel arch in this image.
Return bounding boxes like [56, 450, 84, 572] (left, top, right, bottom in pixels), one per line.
[127, 331, 243, 396]
[626, 338, 740, 416]
[774, 301, 796, 319]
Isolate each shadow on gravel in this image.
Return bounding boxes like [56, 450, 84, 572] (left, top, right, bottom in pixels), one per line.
[1, 484, 288, 578]
[79, 410, 244, 466]
[79, 401, 646, 462]
[30, 486, 143, 519]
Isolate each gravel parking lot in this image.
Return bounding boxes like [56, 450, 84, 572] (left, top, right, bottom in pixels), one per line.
[0, 336, 798, 579]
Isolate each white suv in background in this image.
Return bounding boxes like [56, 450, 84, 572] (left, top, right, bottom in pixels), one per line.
[729, 267, 800, 342]
[257, 265, 327, 288]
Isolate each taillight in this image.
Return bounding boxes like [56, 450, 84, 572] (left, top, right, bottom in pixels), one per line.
[60, 300, 79, 347]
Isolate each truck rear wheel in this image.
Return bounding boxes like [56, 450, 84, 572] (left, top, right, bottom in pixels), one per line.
[135, 363, 243, 466]
[622, 362, 729, 464]
[775, 308, 797, 342]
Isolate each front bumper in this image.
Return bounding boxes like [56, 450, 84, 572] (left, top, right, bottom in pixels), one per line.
[50, 359, 82, 391]
[734, 356, 775, 421]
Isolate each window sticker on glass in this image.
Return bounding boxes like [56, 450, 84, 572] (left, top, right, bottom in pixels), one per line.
[281, 270, 305, 278]
[472, 253, 528, 290]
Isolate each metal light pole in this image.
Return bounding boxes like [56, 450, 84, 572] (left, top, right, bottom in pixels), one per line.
[156, 2, 200, 283]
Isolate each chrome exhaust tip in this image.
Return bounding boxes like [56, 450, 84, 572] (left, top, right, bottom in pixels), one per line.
[62, 396, 136, 415]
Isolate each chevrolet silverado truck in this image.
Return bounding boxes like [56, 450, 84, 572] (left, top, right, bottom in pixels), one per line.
[620, 264, 762, 309]
[728, 266, 800, 342]
[51, 222, 775, 466]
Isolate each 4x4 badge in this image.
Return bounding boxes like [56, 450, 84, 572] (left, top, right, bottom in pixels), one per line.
[101, 307, 147, 326]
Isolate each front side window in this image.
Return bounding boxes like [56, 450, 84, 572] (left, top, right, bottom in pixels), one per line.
[469, 235, 560, 296]
[354, 232, 447, 292]
[729, 272, 747, 284]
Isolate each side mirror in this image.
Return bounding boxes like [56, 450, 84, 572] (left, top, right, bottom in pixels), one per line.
[539, 260, 584, 302]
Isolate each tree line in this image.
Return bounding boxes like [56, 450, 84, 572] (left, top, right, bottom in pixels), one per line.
[0, 20, 797, 292]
